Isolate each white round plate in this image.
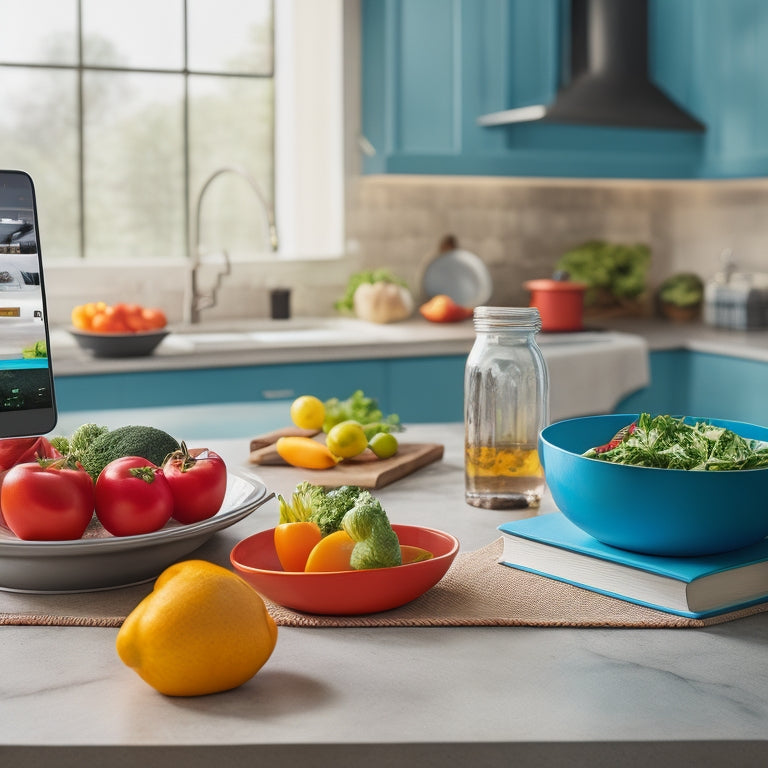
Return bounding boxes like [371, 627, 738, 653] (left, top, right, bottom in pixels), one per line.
[0, 473, 271, 593]
[422, 249, 493, 306]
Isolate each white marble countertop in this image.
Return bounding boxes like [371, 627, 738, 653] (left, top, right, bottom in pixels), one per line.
[2, 416, 768, 767]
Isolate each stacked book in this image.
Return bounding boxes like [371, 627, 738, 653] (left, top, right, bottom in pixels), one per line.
[498, 512, 768, 619]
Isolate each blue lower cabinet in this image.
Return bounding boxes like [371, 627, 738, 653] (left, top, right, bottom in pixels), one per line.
[53, 359, 389, 413]
[53, 355, 469, 423]
[613, 350, 692, 416]
[614, 350, 768, 427]
[387, 356, 466, 423]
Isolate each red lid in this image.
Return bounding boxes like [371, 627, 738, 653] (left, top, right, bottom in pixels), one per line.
[523, 279, 587, 292]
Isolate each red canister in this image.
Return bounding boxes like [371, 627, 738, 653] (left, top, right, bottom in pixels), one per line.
[523, 277, 587, 332]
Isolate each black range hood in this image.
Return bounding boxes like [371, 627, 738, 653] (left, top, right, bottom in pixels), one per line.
[477, 0, 705, 132]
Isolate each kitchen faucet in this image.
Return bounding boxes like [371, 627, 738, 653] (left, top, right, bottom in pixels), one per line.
[184, 165, 279, 325]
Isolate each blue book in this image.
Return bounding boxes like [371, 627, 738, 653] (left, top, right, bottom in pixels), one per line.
[498, 513, 768, 619]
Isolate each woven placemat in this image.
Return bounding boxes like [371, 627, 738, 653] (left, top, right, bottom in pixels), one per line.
[2, 539, 766, 629]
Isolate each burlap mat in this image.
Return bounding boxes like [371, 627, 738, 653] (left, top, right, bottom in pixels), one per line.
[2, 539, 766, 629]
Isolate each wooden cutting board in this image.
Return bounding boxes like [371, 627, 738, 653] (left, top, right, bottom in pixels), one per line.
[248, 428, 444, 490]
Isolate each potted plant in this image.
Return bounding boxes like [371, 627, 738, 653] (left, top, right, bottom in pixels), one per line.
[655, 273, 704, 322]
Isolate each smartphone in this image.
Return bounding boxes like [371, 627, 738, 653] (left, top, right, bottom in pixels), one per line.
[0, 170, 57, 437]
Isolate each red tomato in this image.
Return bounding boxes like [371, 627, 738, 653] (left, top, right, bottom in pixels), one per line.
[95, 456, 174, 536]
[0, 436, 62, 525]
[0, 459, 94, 541]
[163, 444, 227, 524]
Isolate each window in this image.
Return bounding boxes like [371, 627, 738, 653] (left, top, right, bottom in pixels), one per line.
[0, 0, 276, 263]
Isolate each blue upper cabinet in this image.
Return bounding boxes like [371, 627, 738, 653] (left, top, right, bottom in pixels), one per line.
[361, 0, 768, 178]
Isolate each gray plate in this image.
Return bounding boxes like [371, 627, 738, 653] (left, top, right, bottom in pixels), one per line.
[422, 248, 493, 306]
[69, 328, 169, 357]
[0, 473, 271, 593]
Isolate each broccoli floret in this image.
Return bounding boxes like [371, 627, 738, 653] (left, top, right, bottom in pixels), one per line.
[308, 484, 365, 537]
[277, 481, 327, 524]
[69, 423, 109, 460]
[49, 435, 70, 455]
[341, 490, 402, 570]
[80, 425, 180, 480]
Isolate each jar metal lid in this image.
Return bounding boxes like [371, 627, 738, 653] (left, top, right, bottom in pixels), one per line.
[473, 306, 542, 332]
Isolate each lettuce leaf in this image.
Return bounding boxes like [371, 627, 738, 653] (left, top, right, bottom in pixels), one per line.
[584, 413, 768, 471]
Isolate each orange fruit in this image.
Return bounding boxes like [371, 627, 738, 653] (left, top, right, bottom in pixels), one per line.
[116, 560, 277, 697]
[304, 530, 356, 572]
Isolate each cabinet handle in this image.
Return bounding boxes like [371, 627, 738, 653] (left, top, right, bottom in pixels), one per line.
[358, 134, 376, 157]
[261, 388, 295, 400]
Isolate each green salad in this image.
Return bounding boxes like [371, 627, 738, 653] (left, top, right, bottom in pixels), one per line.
[583, 413, 768, 471]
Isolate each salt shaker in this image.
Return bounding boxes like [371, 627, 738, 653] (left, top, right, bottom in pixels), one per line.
[464, 306, 550, 509]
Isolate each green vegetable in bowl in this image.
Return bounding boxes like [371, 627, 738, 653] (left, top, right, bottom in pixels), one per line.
[584, 413, 768, 470]
[276, 482, 401, 569]
[341, 490, 402, 569]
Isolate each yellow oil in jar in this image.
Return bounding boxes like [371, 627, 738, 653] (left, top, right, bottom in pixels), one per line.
[464, 443, 545, 509]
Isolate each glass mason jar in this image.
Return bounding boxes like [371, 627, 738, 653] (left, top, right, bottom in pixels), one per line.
[464, 306, 550, 509]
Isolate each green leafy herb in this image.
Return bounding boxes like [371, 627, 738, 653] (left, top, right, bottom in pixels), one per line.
[584, 413, 768, 471]
[322, 389, 401, 435]
[21, 340, 47, 358]
[556, 241, 650, 307]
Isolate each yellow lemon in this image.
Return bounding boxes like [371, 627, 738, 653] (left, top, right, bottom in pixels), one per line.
[289, 395, 326, 430]
[116, 560, 277, 697]
[325, 420, 369, 459]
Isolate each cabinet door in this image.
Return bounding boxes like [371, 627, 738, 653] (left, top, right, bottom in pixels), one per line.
[361, 0, 768, 178]
[387, 356, 466, 423]
[361, 0, 559, 175]
[54, 360, 389, 412]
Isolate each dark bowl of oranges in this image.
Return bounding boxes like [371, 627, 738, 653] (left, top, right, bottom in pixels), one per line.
[70, 302, 169, 358]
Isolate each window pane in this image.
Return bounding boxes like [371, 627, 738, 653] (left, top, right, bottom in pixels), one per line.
[82, 0, 184, 70]
[189, 75, 274, 261]
[0, 67, 79, 259]
[188, 0, 273, 74]
[83, 72, 185, 261]
[0, 0, 78, 65]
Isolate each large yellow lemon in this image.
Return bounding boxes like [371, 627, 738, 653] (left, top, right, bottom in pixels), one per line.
[116, 560, 277, 697]
[325, 420, 369, 459]
[289, 395, 326, 430]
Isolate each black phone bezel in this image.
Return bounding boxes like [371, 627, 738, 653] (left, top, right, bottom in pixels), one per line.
[0, 170, 58, 438]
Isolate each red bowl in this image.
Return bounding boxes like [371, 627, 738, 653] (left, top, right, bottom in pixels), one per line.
[230, 524, 459, 615]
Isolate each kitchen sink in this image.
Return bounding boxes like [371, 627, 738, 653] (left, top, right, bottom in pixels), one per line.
[163, 317, 389, 350]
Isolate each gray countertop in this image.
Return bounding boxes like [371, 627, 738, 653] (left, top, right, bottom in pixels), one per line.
[48, 318, 653, 422]
[49, 315, 768, 378]
[2, 417, 768, 767]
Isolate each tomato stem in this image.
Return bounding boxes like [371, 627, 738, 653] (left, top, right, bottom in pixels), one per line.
[128, 465, 160, 483]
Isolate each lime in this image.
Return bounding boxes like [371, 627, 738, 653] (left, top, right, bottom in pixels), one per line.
[369, 431, 399, 459]
[290, 395, 326, 431]
[326, 420, 369, 459]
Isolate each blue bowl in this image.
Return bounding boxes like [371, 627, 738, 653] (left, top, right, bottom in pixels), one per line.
[539, 414, 768, 557]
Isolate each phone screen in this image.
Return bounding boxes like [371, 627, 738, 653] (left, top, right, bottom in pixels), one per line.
[0, 170, 57, 437]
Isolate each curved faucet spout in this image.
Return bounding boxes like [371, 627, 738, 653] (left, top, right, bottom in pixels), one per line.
[185, 164, 279, 325]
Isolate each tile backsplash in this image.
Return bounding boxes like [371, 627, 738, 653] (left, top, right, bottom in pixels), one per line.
[346, 175, 768, 312]
[44, 174, 768, 325]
